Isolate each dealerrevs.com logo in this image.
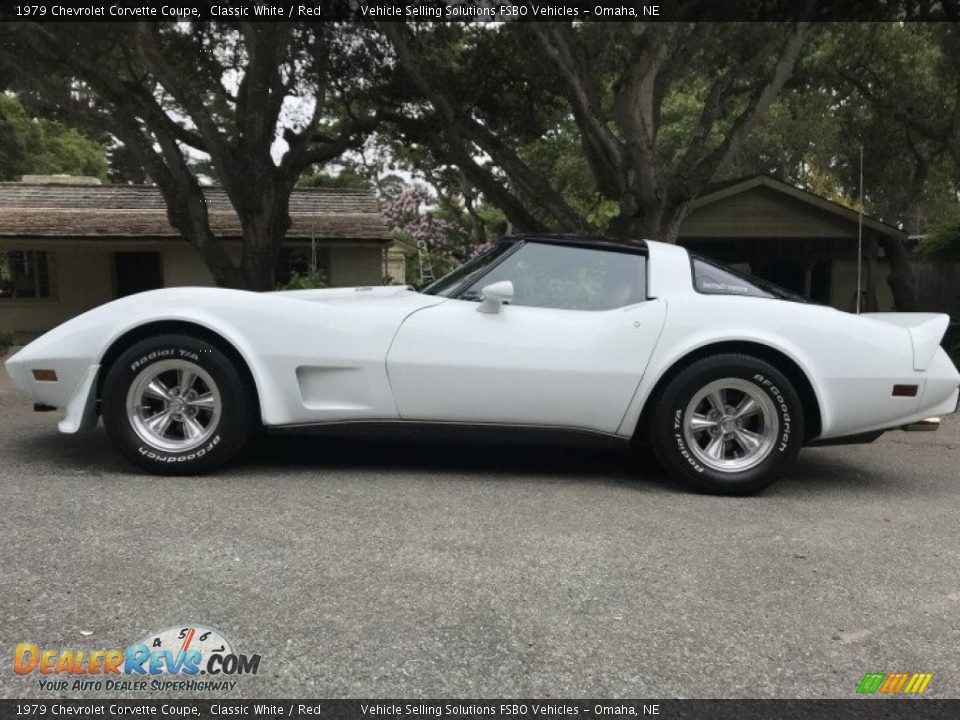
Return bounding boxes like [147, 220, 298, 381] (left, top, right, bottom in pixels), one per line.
[14, 625, 261, 692]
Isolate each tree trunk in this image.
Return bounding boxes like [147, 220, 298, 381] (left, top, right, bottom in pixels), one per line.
[878, 235, 918, 311]
[239, 219, 282, 291]
[198, 245, 246, 289]
[237, 184, 293, 291]
[158, 180, 245, 289]
[607, 198, 687, 243]
[240, 240, 277, 291]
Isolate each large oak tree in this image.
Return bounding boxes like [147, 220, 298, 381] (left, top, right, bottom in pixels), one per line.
[826, 18, 960, 306]
[0, 22, 385, 289]
[380, 16, 822, 241]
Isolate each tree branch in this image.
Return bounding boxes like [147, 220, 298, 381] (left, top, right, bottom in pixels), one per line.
[681, 21, 817, 196]
[532, 23, 625, 196]
[382, 23, 582, 231]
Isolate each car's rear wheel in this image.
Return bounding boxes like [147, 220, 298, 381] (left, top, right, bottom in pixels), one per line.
[649, 354, 804, 495]
[101, 334, 256, 474]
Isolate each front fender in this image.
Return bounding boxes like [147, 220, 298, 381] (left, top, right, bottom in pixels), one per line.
[6, 286, 442, 431]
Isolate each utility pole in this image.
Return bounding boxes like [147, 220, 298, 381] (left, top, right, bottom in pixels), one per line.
[856, 146, 864, 314]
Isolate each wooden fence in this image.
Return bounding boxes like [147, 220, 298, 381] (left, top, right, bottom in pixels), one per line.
[912, 261, 960, 320]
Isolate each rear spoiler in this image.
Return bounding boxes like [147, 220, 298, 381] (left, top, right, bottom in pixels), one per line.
[863, 313, 950, 371]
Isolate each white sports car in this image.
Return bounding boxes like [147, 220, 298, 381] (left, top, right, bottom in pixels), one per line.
[5, 235, 959, 494]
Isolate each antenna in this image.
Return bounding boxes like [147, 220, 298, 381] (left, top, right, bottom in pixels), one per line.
[856, 146, 864, 314]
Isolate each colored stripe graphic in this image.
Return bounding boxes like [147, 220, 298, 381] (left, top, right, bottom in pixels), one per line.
[904, 673, 933, 694]
[856, 673, 886, 694]
[856, 672, 932, 694]
[880, 673, 909, 693]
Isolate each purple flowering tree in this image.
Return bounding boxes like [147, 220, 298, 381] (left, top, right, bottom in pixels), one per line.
[381, 185, 496, 285]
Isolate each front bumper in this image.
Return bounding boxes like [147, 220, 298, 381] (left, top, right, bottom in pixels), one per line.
[4, 349, 101, 433]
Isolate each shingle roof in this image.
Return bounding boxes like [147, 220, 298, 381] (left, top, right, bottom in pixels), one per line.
[0, 183, 390, 241]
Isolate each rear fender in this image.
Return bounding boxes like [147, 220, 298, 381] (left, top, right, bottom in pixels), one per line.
[863, 313, 950, 371]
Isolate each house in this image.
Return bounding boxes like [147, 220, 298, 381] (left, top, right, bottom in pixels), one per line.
[1, 173, 910, 338]
[676, 174, 907, 312]
[0, 177, 392, 337]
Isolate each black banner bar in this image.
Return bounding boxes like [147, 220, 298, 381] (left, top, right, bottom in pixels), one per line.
[2, 699, 960, 720]
[0, 0, 954, 24]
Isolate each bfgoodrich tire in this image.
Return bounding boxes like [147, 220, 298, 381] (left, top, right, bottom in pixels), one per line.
[101, 334, 256, 474]
[649, 354, 804, 495]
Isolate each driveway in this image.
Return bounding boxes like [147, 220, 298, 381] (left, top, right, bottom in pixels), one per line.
[1, 360, 958, 699]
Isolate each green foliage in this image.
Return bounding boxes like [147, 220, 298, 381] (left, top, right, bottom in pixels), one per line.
[277, 269, 328, 290]
[919, 224, 960, 262]
[106, 143, 149, 184]
[379, 21, 960, 249]
[0, 330, 12, 357]
[518, 117, 618, 231]
[808, 24, 960, 231]
[1, 23, 392, 289]
[0, 94, 107, 181]
[3, 21, 959, 294]
[402, 245, 454, 290]
[298, 170, 371, 190]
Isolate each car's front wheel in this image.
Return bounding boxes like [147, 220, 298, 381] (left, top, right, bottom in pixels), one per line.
[649, 354, 804, 495]
[101, 333, 256, 474]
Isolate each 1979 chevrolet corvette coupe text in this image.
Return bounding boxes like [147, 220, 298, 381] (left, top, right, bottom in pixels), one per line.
[6, 235, 960, 494]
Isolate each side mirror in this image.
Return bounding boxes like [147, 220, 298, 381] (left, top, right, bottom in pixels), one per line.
[476, 280, 514, 314]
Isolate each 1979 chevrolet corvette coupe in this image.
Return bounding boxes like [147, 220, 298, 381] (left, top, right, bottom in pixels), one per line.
[5, 235, 960, 494]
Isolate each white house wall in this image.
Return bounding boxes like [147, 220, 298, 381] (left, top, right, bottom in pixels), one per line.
[1, 241, 114, 336]
[2, 240, 388, 337]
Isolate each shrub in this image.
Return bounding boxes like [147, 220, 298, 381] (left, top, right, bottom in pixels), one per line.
[919, 224, 960, 262]
[278, 269, 327, 290]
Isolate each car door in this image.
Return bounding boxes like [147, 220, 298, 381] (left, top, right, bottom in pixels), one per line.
[386, 241, 667, 433]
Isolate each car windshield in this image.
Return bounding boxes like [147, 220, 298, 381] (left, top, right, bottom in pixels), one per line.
[421, 242, 516, 297]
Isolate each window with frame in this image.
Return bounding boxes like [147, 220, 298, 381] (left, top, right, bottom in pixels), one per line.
[274, 244, 330, 287]
[0, 250, 53, 300]
[690, 256, 807, 303]
[461, 242, 646, 311]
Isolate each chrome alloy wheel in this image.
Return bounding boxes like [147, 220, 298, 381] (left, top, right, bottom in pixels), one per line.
[682, 378, 778, 473]
[126, 359, 222, 452]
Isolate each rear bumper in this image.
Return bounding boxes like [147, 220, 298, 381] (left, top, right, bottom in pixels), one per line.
[893, 384, 958, 433]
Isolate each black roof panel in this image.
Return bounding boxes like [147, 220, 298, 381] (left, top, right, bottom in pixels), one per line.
[501, 233, 648, 253]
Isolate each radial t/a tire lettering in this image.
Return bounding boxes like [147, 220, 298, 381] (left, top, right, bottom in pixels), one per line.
[649, 353, 804, 495]
[101, 333, 256, 475]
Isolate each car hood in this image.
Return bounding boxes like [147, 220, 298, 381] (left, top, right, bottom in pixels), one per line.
[271, 285, 421, 304]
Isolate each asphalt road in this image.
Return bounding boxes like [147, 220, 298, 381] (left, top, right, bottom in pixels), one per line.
[1, 361, 959, 699]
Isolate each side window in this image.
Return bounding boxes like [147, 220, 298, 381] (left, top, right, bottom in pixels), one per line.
[0, 250, 54, 299]
[691, 257, 774, 298]
[461, 243, 645, 311]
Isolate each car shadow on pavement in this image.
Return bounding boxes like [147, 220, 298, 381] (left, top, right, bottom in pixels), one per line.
[12, 427, 133, 476]
[772, 448, 905, 498]
[243, 432, 676, 488]
[9, 425, 914, 498]
[9, 424, 671, 487]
